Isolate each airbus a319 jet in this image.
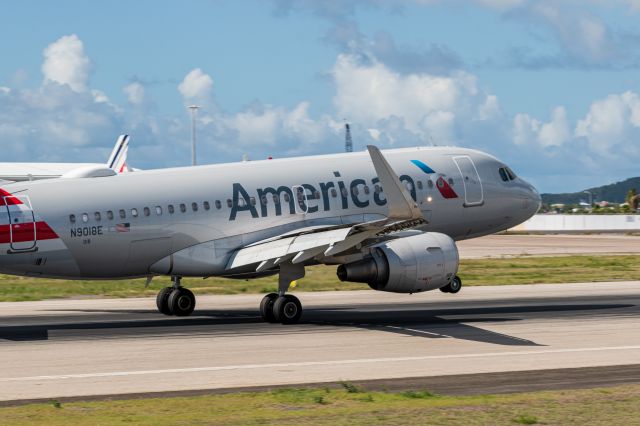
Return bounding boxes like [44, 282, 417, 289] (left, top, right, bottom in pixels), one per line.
[0, 145, 540, 324]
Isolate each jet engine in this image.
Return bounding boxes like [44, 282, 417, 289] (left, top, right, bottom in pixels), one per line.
[337, 232, 458, 293]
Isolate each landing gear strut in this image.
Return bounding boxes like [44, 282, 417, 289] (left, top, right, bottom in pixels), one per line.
[260, 263, 305, 324]
[156, 276, 196, 316]
[440, 275, 462, 294]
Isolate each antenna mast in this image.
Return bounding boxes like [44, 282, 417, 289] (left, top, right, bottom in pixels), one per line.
[345, 123, 353, 153]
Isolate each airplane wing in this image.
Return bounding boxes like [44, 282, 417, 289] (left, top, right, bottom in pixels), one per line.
[226, 145, 426, 272]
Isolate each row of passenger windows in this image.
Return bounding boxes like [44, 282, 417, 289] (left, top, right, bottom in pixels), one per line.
[68, 178, 456, 224]
[70, 201, 213, 224]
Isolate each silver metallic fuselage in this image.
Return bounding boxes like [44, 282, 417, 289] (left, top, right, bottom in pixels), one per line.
[0, 147, 540, 279]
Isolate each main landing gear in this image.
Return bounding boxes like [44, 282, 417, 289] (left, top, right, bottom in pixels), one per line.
[260, 263, 305, 324]
[156, 276, 196, 316]
[440, 275, 462, 294]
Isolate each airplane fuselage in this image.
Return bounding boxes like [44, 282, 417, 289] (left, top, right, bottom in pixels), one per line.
[0, 147, 540, 280]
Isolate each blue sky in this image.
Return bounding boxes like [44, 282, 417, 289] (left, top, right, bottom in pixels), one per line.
[1, 0, 640, 193]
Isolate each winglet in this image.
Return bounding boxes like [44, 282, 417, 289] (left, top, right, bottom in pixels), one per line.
[367, 145, 422, 220]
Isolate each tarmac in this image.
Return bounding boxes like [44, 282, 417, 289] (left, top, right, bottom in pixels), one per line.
[1, 281, 639, 402]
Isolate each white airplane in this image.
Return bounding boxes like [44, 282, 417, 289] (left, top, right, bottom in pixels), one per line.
[0, 134, 131, 182]
[0, 145, 540, 324]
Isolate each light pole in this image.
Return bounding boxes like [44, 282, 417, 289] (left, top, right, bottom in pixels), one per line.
[583, 190, 593, 208]
[188, 105, 200, 166]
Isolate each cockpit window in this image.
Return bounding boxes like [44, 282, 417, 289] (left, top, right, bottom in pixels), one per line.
[499, 167, 518, 182]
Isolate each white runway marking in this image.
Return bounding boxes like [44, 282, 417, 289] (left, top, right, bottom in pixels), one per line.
[3, 345, 640, 382]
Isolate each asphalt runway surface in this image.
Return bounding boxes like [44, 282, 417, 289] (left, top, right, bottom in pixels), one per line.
[457, 233, 640, 258]
[1, 281, 639, 402]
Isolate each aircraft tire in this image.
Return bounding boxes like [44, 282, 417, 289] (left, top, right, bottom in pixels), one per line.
[273, 295, 302, 325]
[156, 287, 174, 315]
[260, 293, 279, 323]
[168, 288, 196, 316]
[448, 276, 462, 294]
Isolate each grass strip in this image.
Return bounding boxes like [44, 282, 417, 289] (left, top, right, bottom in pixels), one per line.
[0, 255, 638, 302]
[1, 384, 639, 425]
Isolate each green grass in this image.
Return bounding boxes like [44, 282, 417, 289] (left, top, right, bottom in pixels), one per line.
[0, 255, 638, 302]
[1, 384, 640, 425]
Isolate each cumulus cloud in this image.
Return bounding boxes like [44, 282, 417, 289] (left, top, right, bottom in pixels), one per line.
[514, 106, 570, 148]
[123, 82, 146, 106]
[331, 53, 494, 145]
[41, 34, 92, 92]
[575, 91, 640, 155]
[178, 68, 213, 103]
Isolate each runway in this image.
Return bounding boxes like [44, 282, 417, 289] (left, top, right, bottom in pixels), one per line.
[457, 233, 640, 258]
[1, 281, 639, 402]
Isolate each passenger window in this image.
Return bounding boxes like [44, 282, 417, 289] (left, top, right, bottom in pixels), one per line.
[131, 208, 138, 218]
[352, 186, 359, 196]
[250, 197, 256, 206]
[143, 207, 150, 217]
[192, 202, 198, 212]
[94, 212, 101, 221]
[272, 195, 279, 204]
[341, 188, 348, 197]
[364, 185, 370, 195]
[417, 181, 423, 190]
[119, 209, 126, 219]
[427, 180, 434, 189]
[155, 206, 162, 215]
[237, 198, 246, 207]
[330, 188, 337, 198]
[313, 191, 321, 199]
[215, 200, 222, 209]
[283, 193, 290, 203]
[107, 210, 114, 220]
[499, 168, 509, 182]
[82, 213, 89, 223]
[180, 204, 187, 213]
[448, 178, 454, 185]
[405, 182, 413, 191]
[203, 201, 210, 211]
[374, 185, 381, 193]
[261, 196, 268, 205]
[69, 214, 76, 224]
[227, 199, 232, 208]
[168, 205, 175, 214]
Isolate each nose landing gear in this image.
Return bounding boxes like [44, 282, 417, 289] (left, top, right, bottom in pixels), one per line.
[156, 276, 196, 316]
[440, 275, 462, 294]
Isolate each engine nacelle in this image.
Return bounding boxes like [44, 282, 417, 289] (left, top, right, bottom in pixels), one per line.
[337, 232, 459, 293]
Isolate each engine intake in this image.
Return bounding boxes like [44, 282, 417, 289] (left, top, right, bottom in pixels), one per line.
[337, 232, 458, 293]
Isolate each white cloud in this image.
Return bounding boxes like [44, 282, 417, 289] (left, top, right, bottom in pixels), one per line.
[575, 91, 640, 154]
[178, 68, 213, 103]
[331, 53, 492, 145]
[41, 34, 91, 92]
[513, 106, 569, 148]
[123, 82, 146, 105]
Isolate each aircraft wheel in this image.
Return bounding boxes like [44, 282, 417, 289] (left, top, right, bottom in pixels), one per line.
[273, 295, 302, 325]
[439, 276, 462, 294]
[168, 287, 196, 316]
[448, 276, 462, 294]
[260, 293, 279, 323]
[156, 287, 174, 315]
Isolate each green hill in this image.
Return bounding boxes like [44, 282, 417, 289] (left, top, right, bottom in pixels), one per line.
[541, 177, 640, 205]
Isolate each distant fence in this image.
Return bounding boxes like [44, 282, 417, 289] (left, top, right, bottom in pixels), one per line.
[510, 214, 640, 232]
